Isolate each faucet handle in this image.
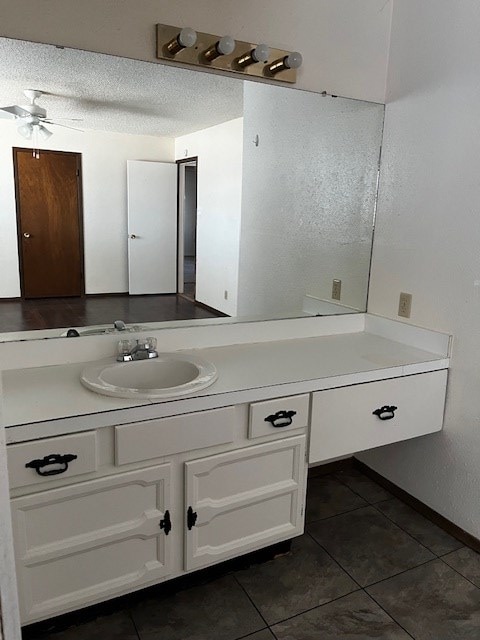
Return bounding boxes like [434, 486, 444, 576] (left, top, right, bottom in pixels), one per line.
[145, 337, 157, 351]
[117, 339, 133, 358]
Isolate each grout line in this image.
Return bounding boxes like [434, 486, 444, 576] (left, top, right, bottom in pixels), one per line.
[305, 531, 363, 589]
[127, 610, 142, 640]
[363, 557, 437, 590]
[232, 574, 271, 630]
[365, 589, 416, 639]
[305, 502, 368, 525]
[331, 472, 392, 505]
[368, 501, 442, 558]
[438, 555, 480, 592]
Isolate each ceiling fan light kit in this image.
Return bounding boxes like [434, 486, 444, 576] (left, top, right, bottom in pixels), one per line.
[0, 89, 83, 140]
[156, 24, 302, 84]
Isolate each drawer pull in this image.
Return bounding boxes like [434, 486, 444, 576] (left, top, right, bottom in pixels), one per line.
[25, 453, 78, 476]
[264, 410, 297, 428]
[187, 506, 198, 530]
[372, 405, 398, 421]
[160, 510, 172, 536]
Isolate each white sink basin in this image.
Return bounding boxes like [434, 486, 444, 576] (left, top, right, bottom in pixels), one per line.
[80, 353, 218, 399]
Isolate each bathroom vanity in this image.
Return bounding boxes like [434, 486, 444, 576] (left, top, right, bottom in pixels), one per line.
[0, 314, 450, 624]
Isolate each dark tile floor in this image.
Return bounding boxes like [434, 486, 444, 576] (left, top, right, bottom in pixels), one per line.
[31, 468, 480, 640]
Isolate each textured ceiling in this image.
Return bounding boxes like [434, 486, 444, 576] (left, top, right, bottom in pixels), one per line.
[0, 37, 244, 137]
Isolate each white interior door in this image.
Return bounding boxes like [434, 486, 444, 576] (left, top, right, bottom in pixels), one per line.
[127, 161, 177, 294]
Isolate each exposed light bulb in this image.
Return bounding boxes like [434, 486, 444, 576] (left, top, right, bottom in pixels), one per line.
[267, 51, 303, 75]
[204, 36, 236, 61]
[237, 44, 270, 68]
[166, 27, 198, 55]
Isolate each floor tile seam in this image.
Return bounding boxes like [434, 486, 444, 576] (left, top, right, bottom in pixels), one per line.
[438, 555, 480, 591]
[304, 530, 363, 589]
[254, 587, 364, 630]
[363, 556, 438, 590]
[369, 501, 443, 558]
[331, 474, 388, 504]
[126, 608, 142, 640]
[306, 502, 368, 526]
[364, 588, 416, 639]
[232, 574, 271, 630]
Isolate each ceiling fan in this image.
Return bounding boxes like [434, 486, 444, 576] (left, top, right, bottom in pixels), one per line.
[0, 89, 83, 139]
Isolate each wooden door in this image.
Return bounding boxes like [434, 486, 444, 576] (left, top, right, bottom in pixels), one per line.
[14, 148, 84, 298]
[11, 464, 173, 623]
[184, 435, 307, 571]
[127, 160, 177, 294]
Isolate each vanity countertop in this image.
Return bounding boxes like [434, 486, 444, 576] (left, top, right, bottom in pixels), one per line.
[2, 329, 449, 442]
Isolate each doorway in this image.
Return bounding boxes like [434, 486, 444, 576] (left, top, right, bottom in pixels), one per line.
[13, 148, 84, 299]
[177, 158, 198, 302]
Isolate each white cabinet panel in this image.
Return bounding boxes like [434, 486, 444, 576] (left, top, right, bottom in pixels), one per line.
[309, 370, 448, 463]
[12, 464, 172, 623]
[184, 435, 306, 571]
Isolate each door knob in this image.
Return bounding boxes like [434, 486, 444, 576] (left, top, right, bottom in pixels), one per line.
[23, 232, 31, 238]
[129, 234, 137, 239]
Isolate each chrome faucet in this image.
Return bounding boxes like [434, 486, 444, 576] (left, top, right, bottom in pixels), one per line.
[117, 337, 158, 362]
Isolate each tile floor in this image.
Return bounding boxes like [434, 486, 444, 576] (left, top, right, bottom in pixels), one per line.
[31, 467, 480, 640]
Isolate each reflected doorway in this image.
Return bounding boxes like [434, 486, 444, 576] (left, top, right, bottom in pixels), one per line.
[177, 158, 198, 302]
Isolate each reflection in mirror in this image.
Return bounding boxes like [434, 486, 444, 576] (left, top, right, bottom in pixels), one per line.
[0, 37, 384, 342]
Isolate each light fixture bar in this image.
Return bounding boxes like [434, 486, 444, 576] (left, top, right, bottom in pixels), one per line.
[156, 24, 301, 84]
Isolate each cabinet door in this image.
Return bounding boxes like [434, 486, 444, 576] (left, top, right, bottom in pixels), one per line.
[184, 435, 306, 571]
[12, 464, 172, 624]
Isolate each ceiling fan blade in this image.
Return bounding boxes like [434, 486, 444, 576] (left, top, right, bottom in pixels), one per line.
[0, 109, 17, 120]
[46, 121, 84, 132]
[1, 105, 31, 118]
[49, 117, 84, 122]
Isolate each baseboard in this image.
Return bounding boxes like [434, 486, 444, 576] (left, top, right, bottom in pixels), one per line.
[354, 459, 480, 554]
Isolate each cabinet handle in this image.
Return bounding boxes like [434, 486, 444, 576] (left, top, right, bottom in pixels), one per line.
[160, 510, 172, 536]
[264, 410, 297, 428]
[25, 453, 78, 476]
[187, 506, 198, 530]
[372, 405, 398, 421]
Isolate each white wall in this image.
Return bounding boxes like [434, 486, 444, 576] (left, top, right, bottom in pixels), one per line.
[363, 0, 480, 538]
[0, 0, 393, 103]
[175, 118, 244, 316]
[238, 82, 384, 318]
[0, 122, 173, 297]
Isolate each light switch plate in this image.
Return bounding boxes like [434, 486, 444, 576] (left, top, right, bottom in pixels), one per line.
[398, 292, 412, 318]
[332, 279, 342, 301]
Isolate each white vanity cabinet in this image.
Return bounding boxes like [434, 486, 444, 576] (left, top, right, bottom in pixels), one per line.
[9, 402, 308, 624]
[309, 370, 448, 463]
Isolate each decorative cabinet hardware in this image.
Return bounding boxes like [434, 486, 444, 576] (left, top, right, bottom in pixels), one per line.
[264, 410, 297, 428]
[187, 506, 198, 530]
[372, 405, 398, 421]
[159, 510, 172, 535]
[25, 453, 78, 476]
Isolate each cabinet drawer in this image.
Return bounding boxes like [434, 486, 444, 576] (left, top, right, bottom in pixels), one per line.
[115, 406, 236, 466]
[249, 394, 309, 439]
[8, 431, 97, 490]
[309, 370, 448, 463]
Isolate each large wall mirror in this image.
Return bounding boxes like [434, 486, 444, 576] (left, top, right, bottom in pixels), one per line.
[0, 37, 384, 342]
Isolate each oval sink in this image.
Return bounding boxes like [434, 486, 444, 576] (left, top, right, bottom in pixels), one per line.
[80, 353, 218, 399]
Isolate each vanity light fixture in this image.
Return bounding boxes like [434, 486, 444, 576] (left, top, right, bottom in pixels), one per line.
[156, 24, 301, 84]
[203, 35, 236, 61]
[165, 27, 198, 55]
[267, 51, 303, 76]
[236, 44, 270, 68]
